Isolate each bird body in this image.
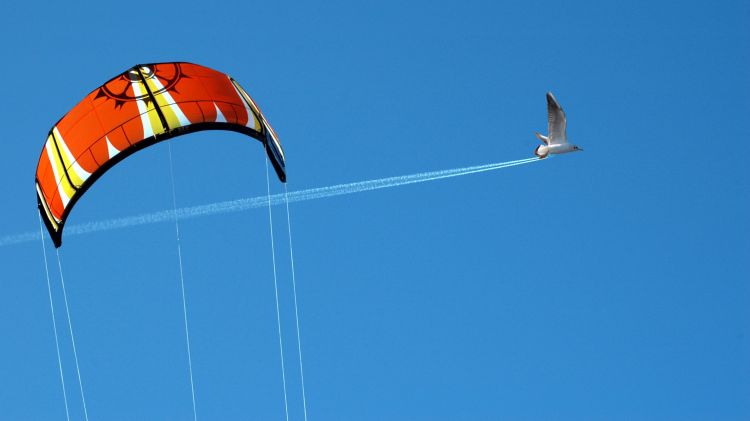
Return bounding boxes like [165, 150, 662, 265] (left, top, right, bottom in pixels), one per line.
[534, 92, 582, 158]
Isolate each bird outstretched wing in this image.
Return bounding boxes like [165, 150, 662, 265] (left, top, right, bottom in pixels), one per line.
[546, 92, 567, 144]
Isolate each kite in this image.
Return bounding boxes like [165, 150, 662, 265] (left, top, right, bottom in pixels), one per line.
[35, 62, 286, 247]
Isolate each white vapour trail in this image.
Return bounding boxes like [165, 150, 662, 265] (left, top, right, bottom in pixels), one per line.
[1, 157, 539, 247]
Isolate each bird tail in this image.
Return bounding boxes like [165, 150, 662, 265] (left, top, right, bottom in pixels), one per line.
[535, 144, 549, 159]
[534, 132, 549, 145]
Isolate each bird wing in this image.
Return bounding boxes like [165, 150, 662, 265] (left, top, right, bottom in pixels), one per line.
[546, 92, 567, 144]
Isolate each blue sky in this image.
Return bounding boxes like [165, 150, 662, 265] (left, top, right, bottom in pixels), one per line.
[1, 0, 748, 419]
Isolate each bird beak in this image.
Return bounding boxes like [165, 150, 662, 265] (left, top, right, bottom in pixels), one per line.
[578, 147, 584, 151]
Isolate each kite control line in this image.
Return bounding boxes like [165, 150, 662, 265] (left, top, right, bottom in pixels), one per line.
[55, 250, 90, 421]
[265, 151, 290, 421]
[38, 215, 71, 421]
[167, 140, 199, 421]
[284, 183, 310, 421]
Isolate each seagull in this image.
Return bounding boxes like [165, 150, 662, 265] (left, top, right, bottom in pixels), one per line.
[534, 92, 582, 159]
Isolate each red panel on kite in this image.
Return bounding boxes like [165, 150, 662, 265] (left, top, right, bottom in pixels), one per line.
[36, 62, 286, 247]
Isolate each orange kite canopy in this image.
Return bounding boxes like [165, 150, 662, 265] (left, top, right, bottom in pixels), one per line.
[35, 62, 286, 248]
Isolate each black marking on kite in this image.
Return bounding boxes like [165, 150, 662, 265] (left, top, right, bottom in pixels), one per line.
[96, 63, 186, 107]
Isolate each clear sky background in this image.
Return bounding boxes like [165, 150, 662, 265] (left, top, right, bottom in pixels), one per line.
[0, 1, 748, 420]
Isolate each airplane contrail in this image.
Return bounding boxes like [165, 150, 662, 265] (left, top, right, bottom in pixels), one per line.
[1, 157, 540, 247]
